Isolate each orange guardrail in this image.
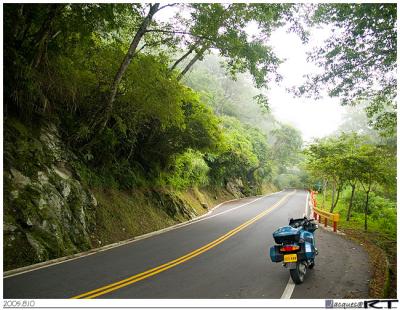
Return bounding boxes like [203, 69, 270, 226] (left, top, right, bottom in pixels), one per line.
[310, 190, 340, 232]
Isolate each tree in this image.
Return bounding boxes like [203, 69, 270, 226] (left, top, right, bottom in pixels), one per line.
[243, 126, 272, 186]
[4, 3, 305, 194]
[337, 133, 366, 221]
[337, 133, 396, 225]
[171, 3, 291, 86]
[271, 124, 303, 171]
[4, 4, 138, 116]
[166, 3, 311, 114]
[305, 131, 396, 227]
[206, 117, 259, 186]
[95, 3, 163, 133]
[304, 135, 348, 212]
[355, 144, 392, 231]
[297, 4, 397, 136]
[89, 3, 302, 135]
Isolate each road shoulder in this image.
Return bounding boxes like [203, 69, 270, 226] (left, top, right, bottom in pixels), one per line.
[291, 227, 370, 299]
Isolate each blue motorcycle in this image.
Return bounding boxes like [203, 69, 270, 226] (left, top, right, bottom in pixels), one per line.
[269, 217, 318, 284]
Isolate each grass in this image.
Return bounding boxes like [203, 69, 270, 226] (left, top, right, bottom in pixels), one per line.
[90, 188, 177, 246]
[89, 186, 240, 248]
[315, 190, 396, 298]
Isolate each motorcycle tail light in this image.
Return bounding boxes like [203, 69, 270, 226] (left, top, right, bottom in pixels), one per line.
[280, 245, 300, 252]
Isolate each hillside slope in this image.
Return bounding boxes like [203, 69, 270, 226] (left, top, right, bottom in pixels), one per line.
[4, 117, 261, 271]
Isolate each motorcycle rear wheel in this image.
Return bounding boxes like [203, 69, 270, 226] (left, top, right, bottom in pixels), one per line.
[290, 262, 307, 284]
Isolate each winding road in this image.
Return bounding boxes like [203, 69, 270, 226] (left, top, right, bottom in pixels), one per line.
[4, 189, 370, 299]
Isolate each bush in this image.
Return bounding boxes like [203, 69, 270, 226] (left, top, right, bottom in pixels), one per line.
[343, 190, 396, 215]
[159, 149, 210, 190]
[207, 117, 259, 185]
[340, 187, 396, 236]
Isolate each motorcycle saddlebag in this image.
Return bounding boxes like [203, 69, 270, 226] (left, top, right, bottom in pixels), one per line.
[272, 226, 301, 244]
[269, 245, 283, 262]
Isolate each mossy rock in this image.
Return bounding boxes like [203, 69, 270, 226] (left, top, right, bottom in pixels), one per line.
[3, 119, 96, 270]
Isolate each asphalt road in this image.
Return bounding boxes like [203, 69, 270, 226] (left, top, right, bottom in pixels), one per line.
[3, 189, 370, 299]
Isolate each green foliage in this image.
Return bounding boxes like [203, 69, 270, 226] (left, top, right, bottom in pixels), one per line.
[318, 189, 396, 238]
[121, 54, 187, 128]
[270, 124, 303, 170]
[3, 3, 305, 196]
[3, 4, 137, 115]
[306, 132, 396, 187]
[306, 132, 396, 228]
[159, 149, 210, 190]
[184, 3, 296, 89]
[343, 190, 395, 215]
[185, 55, 275, 124]
[298, 3, 397, 136]
[207, 117, 257, 183]
[304, 133, 368, 187]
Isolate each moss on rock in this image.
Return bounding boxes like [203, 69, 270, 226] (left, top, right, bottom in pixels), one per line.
[3, 118, 96, 270]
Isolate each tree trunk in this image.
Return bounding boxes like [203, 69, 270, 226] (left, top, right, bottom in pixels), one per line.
[364, 190, 370, 231]
[322, 179, 327, 207]
[169, 44, 198, 72]
[31, 4, 64, 68]
[99, 3, 160, 132]
[330, 181, 336, 212]
[246, 164, 262, 184]
[346, 183, 356, 221]
[331, 185, 341, 212]
[177, 45, 208, 80]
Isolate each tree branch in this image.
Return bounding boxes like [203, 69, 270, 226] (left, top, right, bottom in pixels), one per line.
[146, 28, 213, 42]
[159, 3, 177, 10]
[177, 44, 209, 80]
[90, 3, 161, 137]
[169, 43, 199, 71]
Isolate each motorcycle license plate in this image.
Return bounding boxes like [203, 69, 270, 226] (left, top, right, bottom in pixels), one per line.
[284, 254, 297, 263]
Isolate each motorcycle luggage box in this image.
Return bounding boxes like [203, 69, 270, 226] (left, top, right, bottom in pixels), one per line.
[269, 245, 283, 262]
[273, 226, 301, 244]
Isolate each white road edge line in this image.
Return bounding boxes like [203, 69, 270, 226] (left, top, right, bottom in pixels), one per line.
[4, 190, 284, 278]
[304, 190, 310, 218]
[280, 277, 296, 299]
[281, 190, 310, 299]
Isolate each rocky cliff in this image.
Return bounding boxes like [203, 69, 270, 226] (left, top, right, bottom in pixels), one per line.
[4, 118, 97, 270]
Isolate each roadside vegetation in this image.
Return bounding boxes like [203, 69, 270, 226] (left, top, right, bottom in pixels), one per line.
[300, 4, 397, 298]
[4, 3, 304, 198]
[305, 133, 396, 298]
[314, 190, 396, 298]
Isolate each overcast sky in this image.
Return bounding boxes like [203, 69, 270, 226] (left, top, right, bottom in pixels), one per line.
[267, 26, 345, 143]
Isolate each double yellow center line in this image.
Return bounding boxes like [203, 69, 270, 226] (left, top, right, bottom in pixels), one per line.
[72, 191, 295, 299]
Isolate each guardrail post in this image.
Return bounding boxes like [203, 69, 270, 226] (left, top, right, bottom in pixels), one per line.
[313, 206, 340, 233]
[333, 213, 339, 232]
